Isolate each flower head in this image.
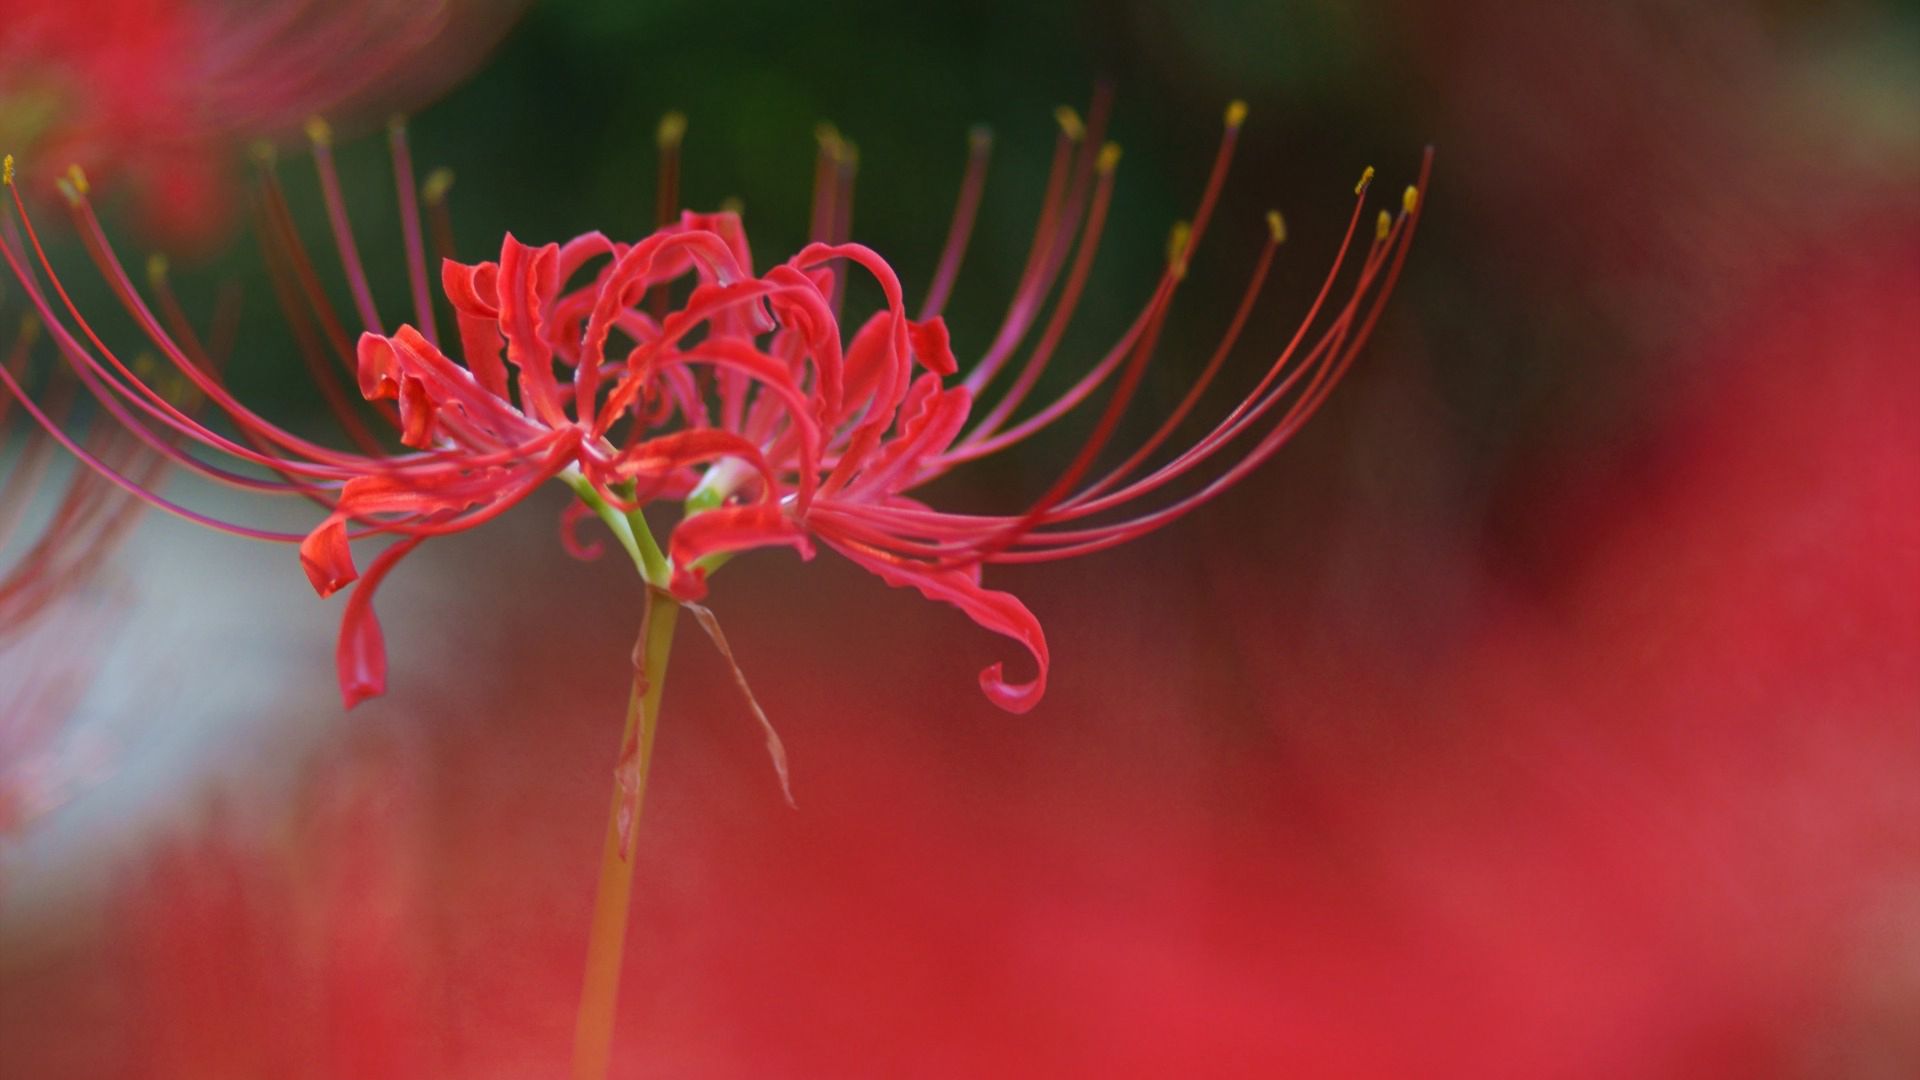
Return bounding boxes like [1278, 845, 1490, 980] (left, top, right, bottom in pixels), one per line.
[0, 95, 1426, 713]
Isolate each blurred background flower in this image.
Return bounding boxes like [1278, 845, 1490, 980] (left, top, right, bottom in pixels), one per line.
[0, 0, 523, 251]
[3, 0, 1919, 1076]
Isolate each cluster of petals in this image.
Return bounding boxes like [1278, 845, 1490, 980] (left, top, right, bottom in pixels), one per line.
[0, 94, 1426, 713]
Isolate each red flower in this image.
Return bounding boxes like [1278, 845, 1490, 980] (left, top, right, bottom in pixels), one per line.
[0, 97, 1425, 714]
[0, 0, 521, 248]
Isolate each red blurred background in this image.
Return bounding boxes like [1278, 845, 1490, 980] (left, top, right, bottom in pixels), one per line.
[4, 1, 1919, 1076]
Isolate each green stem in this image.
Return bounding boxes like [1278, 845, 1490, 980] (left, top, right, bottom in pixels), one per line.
[624, 502, 670, 586]
[570, 588, 680, 1080]
[563, 469, 670, 586]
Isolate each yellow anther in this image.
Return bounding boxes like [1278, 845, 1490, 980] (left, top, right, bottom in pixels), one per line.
[147, 253, 169, 285]
[657, 111, 687, 149]
[55, 177, 79, 205]
[304, 116, 333, 147]
[1097, 141, 1122, 174]
[1375, 209, 1392, 242]
[387, 113, 408, 135]
[968, 125, 993, 150]
[719, 196, 745, 216]
[1266, 209, 1286, 244]
[132, 351, 160, 380]
[1402, 185, 1420, 214]
[3, 155, 13, 186]
[1355, 165, 1375, 195]
[1054, 105, 1085, 142]
[18, 315, 38, 347]
[1166, 220, 1193, 279]
[839, 139, 860, 170]
[1225, 99, 1248, 128]
[815, 122, 854, 165]
[421, 167, 455, 204]
[248, 140, 277, 166]
[66, 164, 89, 195]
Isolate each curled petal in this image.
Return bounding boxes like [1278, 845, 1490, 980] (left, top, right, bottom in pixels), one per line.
[560, 502, 605, 561]
[609, 429, 779, 503]
[848, 376, 972, 498]
[454, 309, 509, 401]
[337, 469, 500, 518]
[908, 316, 958, 376]
[677, 211, 757, 281]
[498, 235, 566, 425]
[840, 311, 895, 416]
[299, 518, 357, 597]
[337, 536, 426, 710]
[397, 377, 436, 448]
[357, 333, 400, 401]
[667, 505, 815, 600]
[825, 537, 1050, 714]
[441, 259, 501, 319]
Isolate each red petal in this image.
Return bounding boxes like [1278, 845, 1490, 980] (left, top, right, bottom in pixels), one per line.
[559, 502, 605, 561]
[826, 537, 1050, 714]
[498, 235, 565, 425]
[336, 537, 425, 710]
[396, 377, 437, 448]
[667, 505, 815, 601]
[299, 519, 357, 598]
[356, 333, 400, 401]
[908, 316, 957, 376]
[440, 259, 500, 318]
[840, 312, 895, 415]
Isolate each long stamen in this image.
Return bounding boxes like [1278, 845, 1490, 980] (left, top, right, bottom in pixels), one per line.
[44, 183, 375, 473]
[0, 350, 307, 542]
[917, 126, 993, 321]
[306, 116, 384, 333]
[655, 111, 686, 229]
[948, 100, 1249, 462]
[8, 185, 345, 490]
[257, 145, 403, 429]
[1052, 165, 1401, 523]
[997, 154, 1433, 560]
[956, 105, 1080, 396]
[252, 197, 393, 456]
[387, 115, 439, 346]
[839, 153, 1427, 567]
[807, 123, 845, 245]
[649, 112, 686, 323]
[829, 138, 858, 319]
[148, 254, 360, 507]
[423, 167, 458, 264]
[961, 140, 1120, 444]
[956, 87, 1116, 401]
[1064, 206, 1284, 506]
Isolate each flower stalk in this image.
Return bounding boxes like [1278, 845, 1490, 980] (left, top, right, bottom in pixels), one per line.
[571, 582, 680, 1080]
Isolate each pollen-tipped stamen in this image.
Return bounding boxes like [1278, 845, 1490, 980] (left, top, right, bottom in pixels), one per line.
[917, 126, 994, 322]
[959, 139, 1122, 443]
[958, 87, 1113, 398]
[387, 116, 439, 347]
[306, 116, 385, 334]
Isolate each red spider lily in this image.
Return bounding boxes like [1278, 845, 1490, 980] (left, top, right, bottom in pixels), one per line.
[0, 0, 521, 248]
[0, 98, 1425, 715]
